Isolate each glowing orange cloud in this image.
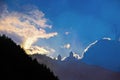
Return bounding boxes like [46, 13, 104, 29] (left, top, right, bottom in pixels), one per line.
[0, 8, 57, 55]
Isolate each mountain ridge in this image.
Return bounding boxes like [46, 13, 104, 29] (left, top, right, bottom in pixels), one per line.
[0, 35, 58, 80]
[32, 39, 120, 80]
[81, 39, 120, 72]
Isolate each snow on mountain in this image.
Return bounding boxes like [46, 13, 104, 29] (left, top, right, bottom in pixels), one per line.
[31, 38, 120, 80]
[81, 39, 120, 72]
[63, 51, 81, 61]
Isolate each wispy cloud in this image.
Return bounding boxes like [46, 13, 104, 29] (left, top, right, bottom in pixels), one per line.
[26, 45, 55, 55]
[65, 32, 70, 35]
[0, 6, 57, 54]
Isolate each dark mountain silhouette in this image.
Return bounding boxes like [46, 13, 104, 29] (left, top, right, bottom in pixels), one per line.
[64, 51, 81, 62]
[32, 52, 120, 80]
[32, 40, 120, 80]
[0, 35, 58, 80]
[81, 39, 120, 72]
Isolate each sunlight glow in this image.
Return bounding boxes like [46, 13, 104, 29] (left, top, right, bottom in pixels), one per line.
[0, 8, 57, 55]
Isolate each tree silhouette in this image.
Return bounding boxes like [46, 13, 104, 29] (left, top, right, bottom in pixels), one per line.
[0, 35, 59, 80]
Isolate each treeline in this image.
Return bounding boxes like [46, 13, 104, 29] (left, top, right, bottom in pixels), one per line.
[0, 35, 59, 80]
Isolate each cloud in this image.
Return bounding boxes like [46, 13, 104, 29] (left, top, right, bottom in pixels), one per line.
[64, 43, 71, 49]
[25, 45, 56, 55]
[0, 7, 57, 54]
[65, 32, 70, 35]
[26, 46, 49, 55]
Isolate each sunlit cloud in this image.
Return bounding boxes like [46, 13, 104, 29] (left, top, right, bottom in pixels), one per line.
[0, 7, 58, 55]
[64, 43, 71, 49]
[26, 46, 49, 55]
[26, 46, 55, 55]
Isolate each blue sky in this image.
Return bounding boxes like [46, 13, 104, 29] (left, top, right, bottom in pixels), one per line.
[1, 0, 120, 57]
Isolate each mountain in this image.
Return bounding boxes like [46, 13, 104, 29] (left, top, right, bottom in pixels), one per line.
[64, 51, 81, 61]
[32, 51, 120, 80]
[31, 54, 57, 71]
[0, 35, 58, 80]
[81, 39, 120, 72]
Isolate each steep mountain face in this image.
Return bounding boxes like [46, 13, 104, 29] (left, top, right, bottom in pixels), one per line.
[0, 35, 58, 80]
[81, 39, 120, 72]
[64, 51, 81, 61]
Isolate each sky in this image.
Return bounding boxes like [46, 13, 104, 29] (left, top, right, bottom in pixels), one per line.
[0, 0, 120, 58]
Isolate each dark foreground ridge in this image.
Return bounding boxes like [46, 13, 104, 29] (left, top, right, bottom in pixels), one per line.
[0, 35, 58, 80]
